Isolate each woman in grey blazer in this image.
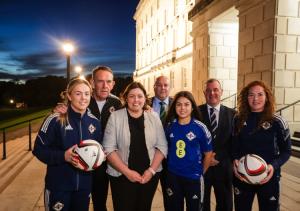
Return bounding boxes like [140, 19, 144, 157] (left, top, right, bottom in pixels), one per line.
[103, 82, 168, 211]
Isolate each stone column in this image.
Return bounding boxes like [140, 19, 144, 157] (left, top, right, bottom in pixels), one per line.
[274, 0, 300, 130]
[236, 0, 275, 90]
[191, 23, 209, 103]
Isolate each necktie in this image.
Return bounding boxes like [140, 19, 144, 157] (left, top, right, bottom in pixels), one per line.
[159, 101, 167, 121]
[210, 107, 217, 139]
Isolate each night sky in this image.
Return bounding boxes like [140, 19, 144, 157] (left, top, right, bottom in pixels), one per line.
[0, 0, 140, 81]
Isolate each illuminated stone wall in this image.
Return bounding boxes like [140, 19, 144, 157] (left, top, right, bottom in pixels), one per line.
[133, 0, 195, 96]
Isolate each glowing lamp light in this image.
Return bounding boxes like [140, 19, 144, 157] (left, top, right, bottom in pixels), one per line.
[62, 42, 74, 54]
[75, 66, 83, 74]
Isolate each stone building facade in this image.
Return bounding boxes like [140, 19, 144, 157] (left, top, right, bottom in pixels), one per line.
[134, 0, 300, 132]
[133, 0, 195, 97]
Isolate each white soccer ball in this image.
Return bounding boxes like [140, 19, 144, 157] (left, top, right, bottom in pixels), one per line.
[237, 154, 268, 184]
[73, 139, 105, 171]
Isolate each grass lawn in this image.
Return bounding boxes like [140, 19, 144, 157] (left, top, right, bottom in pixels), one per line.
[0, 107, 52, 131]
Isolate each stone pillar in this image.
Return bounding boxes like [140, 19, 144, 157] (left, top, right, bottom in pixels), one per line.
[274, 0, 300, 131]
[208, 18, 238, 107]
[191, 23, 209, 103]
[236, 0, 275, 90]
[189, 0, 236, 104]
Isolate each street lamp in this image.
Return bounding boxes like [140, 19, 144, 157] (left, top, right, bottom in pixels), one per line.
[62, 42, 75, 82]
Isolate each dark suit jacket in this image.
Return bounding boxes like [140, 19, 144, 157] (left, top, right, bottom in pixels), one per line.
[198, 104, 235, 181]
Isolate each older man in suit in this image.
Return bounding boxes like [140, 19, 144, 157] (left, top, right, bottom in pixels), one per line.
[150, 75, 172, 211]
[199, 78, 235, 211]
[151, 76, 172, 121]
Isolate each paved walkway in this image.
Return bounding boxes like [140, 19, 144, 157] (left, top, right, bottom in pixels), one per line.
[0, 135, 300, 210]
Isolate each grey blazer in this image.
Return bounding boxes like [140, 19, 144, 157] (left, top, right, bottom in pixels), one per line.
[103, 108, 168, 177]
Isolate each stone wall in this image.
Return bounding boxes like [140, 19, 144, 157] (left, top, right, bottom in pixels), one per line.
[274, 0, 300, 131]
[236, 0, 275, 90]
[208, 13, 238, 107]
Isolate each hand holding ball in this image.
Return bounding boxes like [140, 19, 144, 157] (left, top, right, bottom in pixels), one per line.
[73, 140, 106, 171]
[237, 154, 268, 184]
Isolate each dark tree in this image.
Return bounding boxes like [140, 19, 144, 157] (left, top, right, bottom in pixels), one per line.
[23, 76, 66, 107]
[111, 76, 133, 97]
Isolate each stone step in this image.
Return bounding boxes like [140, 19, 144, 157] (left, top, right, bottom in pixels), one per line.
[0, 134, 35, 160]
[292, 136, 300, 148]
[2, 144, 29, 163]
[0, 150, 29, 178]
[293, 131, 300, 139]
[292, 146, 300, 158]
[0, 134, 37, 194]
[0, 151, 33, 194]
[0, 139, 29, 175]
[0, 157, 45, 211]
[0, 136, 28, 157]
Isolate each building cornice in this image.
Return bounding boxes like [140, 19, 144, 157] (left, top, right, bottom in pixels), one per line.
[134, 0, 148, 20]
[188, 0, 215, 20]
[134, 42, 193, 77]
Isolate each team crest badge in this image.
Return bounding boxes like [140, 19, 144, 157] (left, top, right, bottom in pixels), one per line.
[109, 106, 115, 113]
[53, 202, 64, 211]
[234, 187, 241, 195]
[261, 121, 271, 130]
[88, 124, 96, 134]
[186, 131, 196, 141]
[166, 188, 174, 196]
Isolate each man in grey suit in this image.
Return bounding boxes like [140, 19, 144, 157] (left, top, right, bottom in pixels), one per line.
[199, 78, 235, 211]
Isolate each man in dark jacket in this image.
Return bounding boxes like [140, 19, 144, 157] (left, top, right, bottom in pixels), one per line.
[89, 66, 122, 211]
[198, 78, 235, 211]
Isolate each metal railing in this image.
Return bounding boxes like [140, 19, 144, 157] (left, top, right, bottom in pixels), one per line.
[221, 93, 237, 109]
[221, 93, 237, 102]
[276, 99, 300, 115]
[219, 94, 300, 114]
[0, 115, 46, 160]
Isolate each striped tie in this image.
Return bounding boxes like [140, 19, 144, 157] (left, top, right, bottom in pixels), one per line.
[210, 107, 217, 139]
[159, 101, 167, 121]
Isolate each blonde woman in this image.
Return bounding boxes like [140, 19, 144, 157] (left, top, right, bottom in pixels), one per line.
[33, 78, 101, 211]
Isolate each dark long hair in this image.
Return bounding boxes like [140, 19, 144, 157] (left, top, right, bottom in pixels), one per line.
[235, 80, 275, 134]
[120, 81, 150, 110]
[164, 91, 202, 126]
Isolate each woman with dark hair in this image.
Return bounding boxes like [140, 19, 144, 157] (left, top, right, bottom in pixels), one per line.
[33, 78, 101, 211]
[232, 80, 291, 211]
[164, 91, 212, 211]
[102, 81, 168, 211]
